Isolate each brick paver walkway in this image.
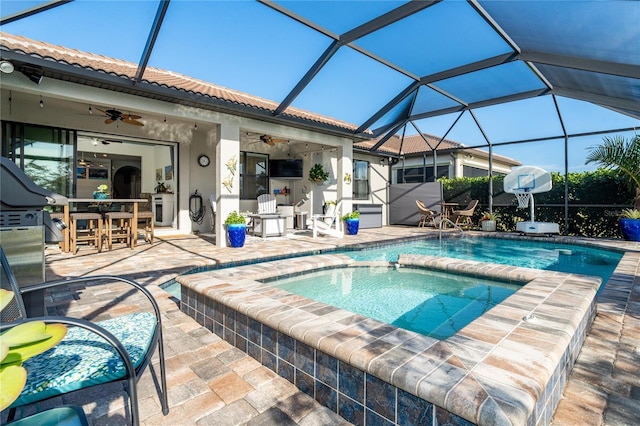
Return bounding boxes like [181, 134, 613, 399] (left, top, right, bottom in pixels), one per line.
[5, 227, 639, 425]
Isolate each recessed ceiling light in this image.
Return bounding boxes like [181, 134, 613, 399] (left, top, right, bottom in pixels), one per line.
[0, 61, 14, 74]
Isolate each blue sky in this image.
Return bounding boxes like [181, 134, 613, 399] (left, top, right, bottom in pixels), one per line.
[2, 0, 638, 173]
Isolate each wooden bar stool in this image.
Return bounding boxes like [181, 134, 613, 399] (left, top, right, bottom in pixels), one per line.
[104, 211, 134, 250]
[137, 210, 154, 244]
[69, 212, 103, 254]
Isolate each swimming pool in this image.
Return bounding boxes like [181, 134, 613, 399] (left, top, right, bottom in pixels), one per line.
[163, 237, 622, 299]
[268, 266, 521, 339]
[343, 238, 622, 283]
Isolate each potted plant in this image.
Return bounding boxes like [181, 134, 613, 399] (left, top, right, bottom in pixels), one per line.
[620, 208, 640, 242]
[309, 163, 329, 184]
[154, 181, 167, 193]
[92, 184, 109, 199]
[342, 210, 360, 235]
[480, 211, 499, 232]
[224, 211, 246, 248]
[586, 134, 640, 241]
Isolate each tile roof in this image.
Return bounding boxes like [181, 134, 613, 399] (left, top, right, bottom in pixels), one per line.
[0, 32, 360, 133]
[355, 133, 464, 155]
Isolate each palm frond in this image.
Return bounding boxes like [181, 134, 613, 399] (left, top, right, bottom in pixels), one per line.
[586, 135, 640, 190]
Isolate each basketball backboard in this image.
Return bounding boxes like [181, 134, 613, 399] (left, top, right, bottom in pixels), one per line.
[504, 166, 553, 194]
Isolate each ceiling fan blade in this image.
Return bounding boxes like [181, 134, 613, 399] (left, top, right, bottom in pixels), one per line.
[272, 138, 289, 143]
[123, 117, 144, 126]
[267, 140, 275, 146]
[126, 114, 142, 120]
[95, 107, 110, 115]
[105, 118, 115, 124]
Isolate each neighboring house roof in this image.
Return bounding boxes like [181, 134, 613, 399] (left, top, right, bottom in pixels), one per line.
[355, 133, 521, 166]
[0, 32, 361, 135]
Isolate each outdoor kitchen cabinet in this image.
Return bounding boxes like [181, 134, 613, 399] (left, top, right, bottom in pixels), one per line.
[353, 203, 383, 229]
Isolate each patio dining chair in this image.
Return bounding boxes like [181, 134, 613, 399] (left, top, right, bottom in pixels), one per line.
[416, 200, 436, 228]
[0, 245, 169, 425]
[451, 199, 479, 228]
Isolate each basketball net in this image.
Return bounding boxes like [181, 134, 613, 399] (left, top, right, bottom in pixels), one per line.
[515, 192, 530, 209]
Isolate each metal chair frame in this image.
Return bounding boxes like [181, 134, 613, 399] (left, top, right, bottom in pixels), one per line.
[0, 246, 169, 425]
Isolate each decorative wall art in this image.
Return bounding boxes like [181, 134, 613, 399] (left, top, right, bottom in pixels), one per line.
[222, 175, 233, 193]
[156, 168, 163, 181]
[226, 155, 237, 175]
[165, 165, 173, 181]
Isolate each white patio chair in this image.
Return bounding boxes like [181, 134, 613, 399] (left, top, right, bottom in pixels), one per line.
[209, 193, 216, 232]
[257, 193, 277, 214]
[310, 201, 343, 238]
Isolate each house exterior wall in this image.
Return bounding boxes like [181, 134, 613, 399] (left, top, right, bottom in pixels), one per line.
[391, 152, 516, 184]
[0, 72, 363, 243]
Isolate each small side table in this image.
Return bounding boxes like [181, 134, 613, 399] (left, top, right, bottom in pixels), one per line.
[295, 211, 308, 230]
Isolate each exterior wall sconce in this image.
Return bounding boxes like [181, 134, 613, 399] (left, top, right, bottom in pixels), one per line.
[0, 60, 14, 74]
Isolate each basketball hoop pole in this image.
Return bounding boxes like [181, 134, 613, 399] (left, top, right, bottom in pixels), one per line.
[529, 192, 535, 223]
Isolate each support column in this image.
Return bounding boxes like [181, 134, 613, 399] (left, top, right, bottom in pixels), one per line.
[215, 122, 240, 247]
[337, 143, 353, 225]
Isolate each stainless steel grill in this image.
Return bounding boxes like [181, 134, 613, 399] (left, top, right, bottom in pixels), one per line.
[0, 156, 68, 316]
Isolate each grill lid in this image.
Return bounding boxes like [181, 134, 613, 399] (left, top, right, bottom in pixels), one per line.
[1, 157, 68, 210]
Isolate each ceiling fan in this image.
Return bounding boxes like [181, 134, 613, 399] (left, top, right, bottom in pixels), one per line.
[96, 108, 144, 126]
[259, 134, 288, 146]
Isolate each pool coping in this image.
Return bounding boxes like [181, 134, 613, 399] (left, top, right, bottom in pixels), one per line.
[177, 252, 603, 425]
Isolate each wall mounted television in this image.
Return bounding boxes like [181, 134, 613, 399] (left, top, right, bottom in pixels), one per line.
[269, 159, 303, 179]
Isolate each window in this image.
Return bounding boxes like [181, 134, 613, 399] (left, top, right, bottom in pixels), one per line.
[353, 160, 369, 200]
[240, 152, 268, 199]
[462, 165, 488, 178]
[395, 165, 449, 183]
[1, 121, 75, 197]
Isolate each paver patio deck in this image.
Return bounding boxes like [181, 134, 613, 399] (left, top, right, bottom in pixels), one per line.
[4, 226, 639, 425]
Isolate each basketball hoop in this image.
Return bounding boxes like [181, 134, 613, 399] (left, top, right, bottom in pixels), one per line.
[515, 192, 530, 209]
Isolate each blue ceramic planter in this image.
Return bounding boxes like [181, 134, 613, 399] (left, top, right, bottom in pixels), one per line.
[227, 224, 246, 247]
[345, 218, 359, 235]
[620, 218, 640, 241]
[93, 192, 108, 200]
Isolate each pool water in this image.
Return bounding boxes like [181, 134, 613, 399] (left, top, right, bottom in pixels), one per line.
[344, 238, 622, 284]
[269, 267, 520, 339]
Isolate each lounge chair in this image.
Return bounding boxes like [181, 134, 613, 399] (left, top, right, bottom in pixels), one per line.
[0, 246, 168, 425]
[451, 199, 479, 228]
[416, 200, 436, 227]
[311, 201, 343, 238]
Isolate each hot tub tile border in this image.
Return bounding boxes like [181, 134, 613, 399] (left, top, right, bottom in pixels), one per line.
[178, 253, 604, 425]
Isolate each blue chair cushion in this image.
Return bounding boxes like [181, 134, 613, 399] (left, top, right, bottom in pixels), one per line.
[7, 405, 88, 426]
[14, 312, 156, 407]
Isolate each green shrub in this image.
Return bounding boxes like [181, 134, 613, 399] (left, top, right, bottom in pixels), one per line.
[439, 169, 635, 238]
[224, 211, 246, 225]
[342, 210, 360, 221]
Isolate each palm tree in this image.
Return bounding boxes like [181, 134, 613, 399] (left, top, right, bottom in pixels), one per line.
[586, 134, 640, 210]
